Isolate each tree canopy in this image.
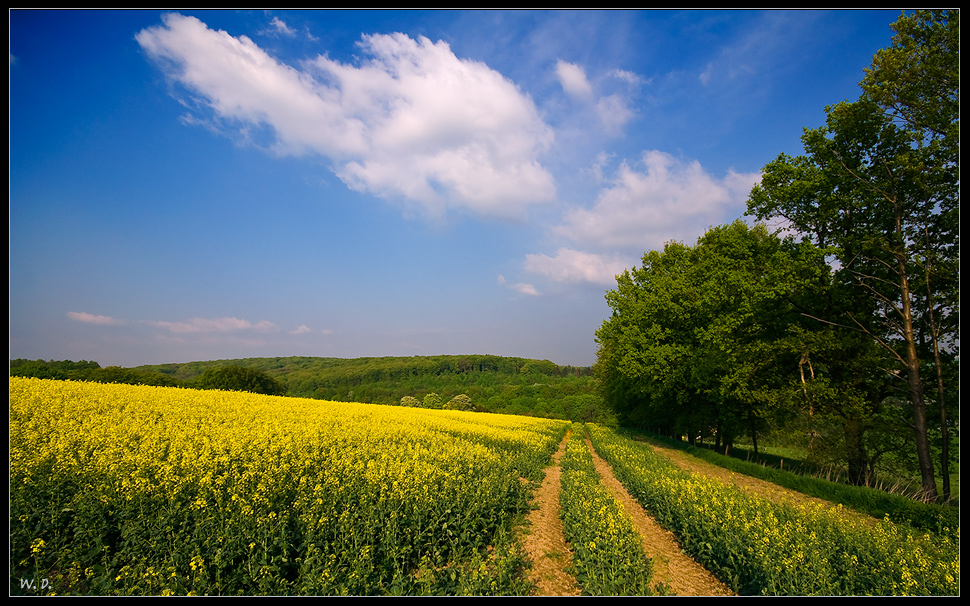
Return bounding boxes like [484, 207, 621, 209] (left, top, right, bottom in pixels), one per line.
[596, 221, 832, 455]
[192, 365, 287, 396]
[746, 10, 958, 501]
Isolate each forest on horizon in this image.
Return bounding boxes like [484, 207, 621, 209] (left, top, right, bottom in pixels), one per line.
[9, 354, 613, 424]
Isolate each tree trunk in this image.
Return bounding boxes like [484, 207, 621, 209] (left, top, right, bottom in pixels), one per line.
[922, 234, 951, 502]
[898, 257, 939, 502]
[721, 429, 733, 457]
[843, 418, 868, 486]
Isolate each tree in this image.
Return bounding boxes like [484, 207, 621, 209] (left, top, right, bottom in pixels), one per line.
[746, 10, 958, 501]
[595, 238, 698, 437]
[596, 221, 832, 455]
[194, 365, 286, 396]
[422, 393, 443, 409]
[444, 394, 473, 411]
[10, 360, 69, 380]
[400, 395, 421, 407]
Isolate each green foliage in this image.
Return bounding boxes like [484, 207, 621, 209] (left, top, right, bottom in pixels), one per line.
[10, 358, 101, 374]
[135, 355, 615, 423]
[12, 355, 614, 423]
[10, 359, 179, 386]
[595, 11, 958, 499]
[400, 395, 421, 407]
[595, 221, 829, 451]
[10, 359, 72, 380]
[444, 394, 473, 411]
[191, 365, 286, 396]
[422, 393, 443, 410]
[746, 10, 958, 502]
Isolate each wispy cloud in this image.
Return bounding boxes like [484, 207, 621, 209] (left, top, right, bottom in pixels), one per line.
[554, 60, 643, 136]
[522, 150, 759, 288]
[268, 17, 295, 37]
[595, 94, 636, 137]
[525, 248, 632, 286]
[696, 11, 819, 89]
[136, 13, 556, 221]
[555, 59, 593, 99]
[67, 311, 126, 326]
[554, 150, 760, 251]
[608, 68, 647, 86]
[510, 282, 540, 296]
[149, 317, 278, 334]
[498, 274, 540, 296]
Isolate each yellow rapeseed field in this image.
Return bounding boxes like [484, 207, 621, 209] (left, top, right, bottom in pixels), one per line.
[586, 424, 959, 596]
[10, 377, 568, 596]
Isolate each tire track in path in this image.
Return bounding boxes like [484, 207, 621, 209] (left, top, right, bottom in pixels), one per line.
[584, 435, 734, 596]
[521, 432, 582, 596]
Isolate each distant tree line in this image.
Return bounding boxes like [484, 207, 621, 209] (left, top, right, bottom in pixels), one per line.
[133, 354, 612, 423]
[10, 359, 284, 396]
[10, 355, 615, 424]
[11, 359, 182, 387]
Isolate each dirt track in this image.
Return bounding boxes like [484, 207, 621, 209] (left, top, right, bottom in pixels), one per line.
[521, 434, 582, 596]
[585, 436, 734, 596]
[521, 430, 890, 596]
[521, 432, 734, 596]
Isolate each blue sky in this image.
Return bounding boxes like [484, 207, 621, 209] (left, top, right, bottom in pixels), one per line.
[10, 9, 904, 368]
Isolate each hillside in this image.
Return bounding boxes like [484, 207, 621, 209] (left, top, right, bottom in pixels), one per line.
[132, 354, 614, 423]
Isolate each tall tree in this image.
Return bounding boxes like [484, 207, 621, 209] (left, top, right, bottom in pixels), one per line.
[595, 238, 699, 436]
[747, 10, 958, 501]
[595, 221, 831, 455]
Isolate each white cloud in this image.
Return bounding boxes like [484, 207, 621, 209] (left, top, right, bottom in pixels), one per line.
[67, 311, 126, 326]
[511, 282, 541, 296]
[554, 150, 760, 251]
[555, 59, 593, 99]
[522, 151, 760, 288]
[268, 17, 296, 37]
[608, 68, 647, 86]
[525, 248, 632, 286]
[590, 151, 614, 183]
[149, 317, 278, 334]
[136, 13, 556, 220]
[499, 274, 540, 296]
[595, 93, 635, 137]
[554, 60, 641, 136]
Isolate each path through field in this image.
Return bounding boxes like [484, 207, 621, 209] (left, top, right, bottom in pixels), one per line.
[521, 429, 894, 596]
[585, 435, 734, 596]
[521, 433, 582, 596]
[521, 431, 733, 596]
